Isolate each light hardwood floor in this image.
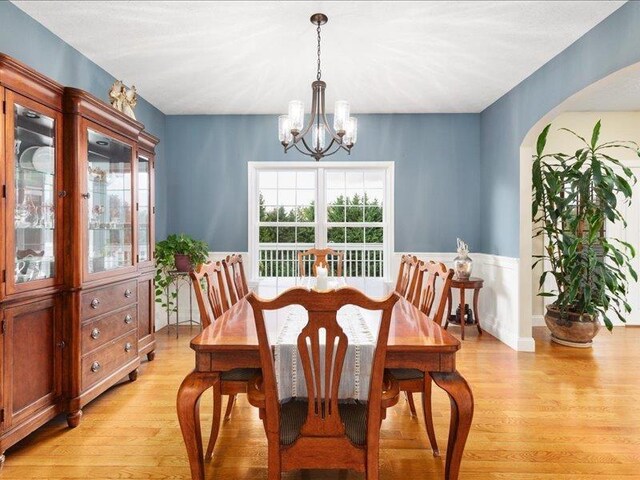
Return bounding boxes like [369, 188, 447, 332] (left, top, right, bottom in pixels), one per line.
[1, 325, 639, 479]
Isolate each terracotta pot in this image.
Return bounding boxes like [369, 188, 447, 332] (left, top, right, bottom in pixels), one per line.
[544, 306, 600, 348]
[174, 254, 192, 273]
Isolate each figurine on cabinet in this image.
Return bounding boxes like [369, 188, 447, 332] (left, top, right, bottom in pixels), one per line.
[108, 80, 137, 120]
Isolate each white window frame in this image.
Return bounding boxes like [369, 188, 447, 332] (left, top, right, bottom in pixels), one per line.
[248, 161, 395, 282]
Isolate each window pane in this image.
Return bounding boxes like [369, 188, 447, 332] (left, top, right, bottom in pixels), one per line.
[327, 205, 345, 222]
[260, 189, 277, 205]
[297, 171, 315, 189]
[260, 205, 278, 222]
[297, 227, 315, 243]
[278, 171, 296, 188]
[259, 171, 277, 187]
[346, 171, 364, 189]
[326, 171, 344, 189]
[346, 227, 364, 243]
[297, 189, 315, 207]
[364, 171, 384, 189]
[365, 189, 383, 205]
[278, 189, 296, 206]
[278, 227, 295, 243]
[364, 205, 383, 222]
[327, 227, 345, 244]
[365, 227, 383, 244]
[296, 205, 315, 222]
[346, 190, 363, 205]
[327, 189, 345, 205]
[259, 226, 277, 243]
[346, 205, 364, 222]
[277, 206, 296, 222]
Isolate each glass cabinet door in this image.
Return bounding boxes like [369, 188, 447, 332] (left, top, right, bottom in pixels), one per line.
[86, 129, 133, 275]
[10, 101, 59, 288]
[137, 155, 151, 264]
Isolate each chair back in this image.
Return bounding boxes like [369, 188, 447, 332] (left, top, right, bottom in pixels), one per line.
[247, 287, 398, 444]
[394, 254, 421, 304]
[222, 254, 250, 304]
[298, 248, 344, 277]
[415, 261, 454, 324]
[190, 261, 229, 328]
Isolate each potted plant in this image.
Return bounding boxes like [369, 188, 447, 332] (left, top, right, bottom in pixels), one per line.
[532, 121, 639, 347]
[154, 233, 209, 313]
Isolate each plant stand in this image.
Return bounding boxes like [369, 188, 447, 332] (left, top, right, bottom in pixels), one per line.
[445, 277, 484, 340]
[165, 271, 199, 338]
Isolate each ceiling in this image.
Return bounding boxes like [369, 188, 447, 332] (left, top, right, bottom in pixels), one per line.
[12, 1, 625, 115]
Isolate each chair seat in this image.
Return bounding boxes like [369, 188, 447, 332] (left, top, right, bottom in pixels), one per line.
[280, 400, 367, 446]
[388, 368, 424, 381]
[221, 368, 260, 381]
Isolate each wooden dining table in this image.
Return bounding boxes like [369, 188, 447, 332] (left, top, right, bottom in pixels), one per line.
[176, 291, 474, 480]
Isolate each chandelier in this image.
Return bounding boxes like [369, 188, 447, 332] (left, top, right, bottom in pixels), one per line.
[278, 13, 358, 161]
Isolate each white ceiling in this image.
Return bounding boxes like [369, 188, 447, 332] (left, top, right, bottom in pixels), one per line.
[12, 1, 625, 115]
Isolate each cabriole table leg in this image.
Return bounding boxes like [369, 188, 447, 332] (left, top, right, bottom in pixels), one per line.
[177, 371, 219, 480]
[430, 371, 474, 480]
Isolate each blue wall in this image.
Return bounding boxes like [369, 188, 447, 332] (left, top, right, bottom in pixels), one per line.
[165, 114, 480, 252]
[479, 1, 640, 257]
[0, 1, 168, 238]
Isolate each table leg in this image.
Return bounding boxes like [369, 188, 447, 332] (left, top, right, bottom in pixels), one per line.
[445, 289, 453, 329]
[459, 288, 466, 340]
[430, 371, 474, 480]
[177, 371, 219, 480]
[473, 288, 482, 334]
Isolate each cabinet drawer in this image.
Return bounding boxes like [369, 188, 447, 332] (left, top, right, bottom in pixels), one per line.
[81, 332, 138, 390]
[81, 307, 137, 355]
[81, 280, 137, 320]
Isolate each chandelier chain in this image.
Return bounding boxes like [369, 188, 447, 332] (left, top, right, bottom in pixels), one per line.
[316, 22, 322, 81]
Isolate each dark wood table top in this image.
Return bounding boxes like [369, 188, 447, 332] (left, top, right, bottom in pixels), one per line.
[191, 294, 461, 353]
[451, 277, 484, 288]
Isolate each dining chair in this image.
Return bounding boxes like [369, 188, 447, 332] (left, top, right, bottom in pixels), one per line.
[190, 261, 260, 460]
[297, 247, 344, 277]
[394, 254, 421, 305]
[221, 253, 250, 304]
[246, 287, 400, 480]
[389, 261, 454, 457]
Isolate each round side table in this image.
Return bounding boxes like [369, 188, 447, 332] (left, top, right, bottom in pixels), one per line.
[445, 276, 484, 340]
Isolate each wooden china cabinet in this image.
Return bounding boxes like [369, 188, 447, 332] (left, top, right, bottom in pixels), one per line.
[0, 53, 158, 461]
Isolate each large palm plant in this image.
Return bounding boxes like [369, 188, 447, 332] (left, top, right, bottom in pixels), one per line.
[532, 121, 639, 331]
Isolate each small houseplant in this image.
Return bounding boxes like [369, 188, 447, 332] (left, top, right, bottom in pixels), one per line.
[532, 121, 639, 346]
[155, 234, 209, 313]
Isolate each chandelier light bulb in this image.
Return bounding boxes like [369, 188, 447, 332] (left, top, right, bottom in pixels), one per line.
[333, 100, 350, 134]
[312, 124, 326, 150]
[288, 100, 304, 134]
[344, 117, 358, 146]
[278, 115, 292, 144]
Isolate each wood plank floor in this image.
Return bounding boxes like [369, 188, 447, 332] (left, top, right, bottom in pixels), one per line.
[1, 325, 639, 479]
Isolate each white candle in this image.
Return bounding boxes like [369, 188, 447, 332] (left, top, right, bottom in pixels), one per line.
[316, 266, 328, 291]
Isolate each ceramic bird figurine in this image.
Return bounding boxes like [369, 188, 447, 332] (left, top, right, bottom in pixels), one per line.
[108, 80, 137, 120]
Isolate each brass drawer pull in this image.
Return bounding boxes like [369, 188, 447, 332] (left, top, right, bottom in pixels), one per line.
[90, 328, 100, 340]
[124, 342, 133, 353]
[124, 314, 133, 324]
[90, 298, 100, 309]
[124, 289, 133, 298]
[91, 361, 101, 373]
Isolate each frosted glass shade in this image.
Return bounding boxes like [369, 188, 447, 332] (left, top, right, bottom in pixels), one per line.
[278, 115, 292, 144]
[312, 124, 326, 150]
[288, 100, 304, 133]
[344, 117, 358, 146]
[333, 100, 350, 133]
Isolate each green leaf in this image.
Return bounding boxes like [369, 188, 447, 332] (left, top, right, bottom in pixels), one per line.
[590, 120, 601, 149]
[536, 124, 552, 156]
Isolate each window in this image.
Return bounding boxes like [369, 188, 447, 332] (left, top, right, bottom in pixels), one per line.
[248, 162, 393, 283]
